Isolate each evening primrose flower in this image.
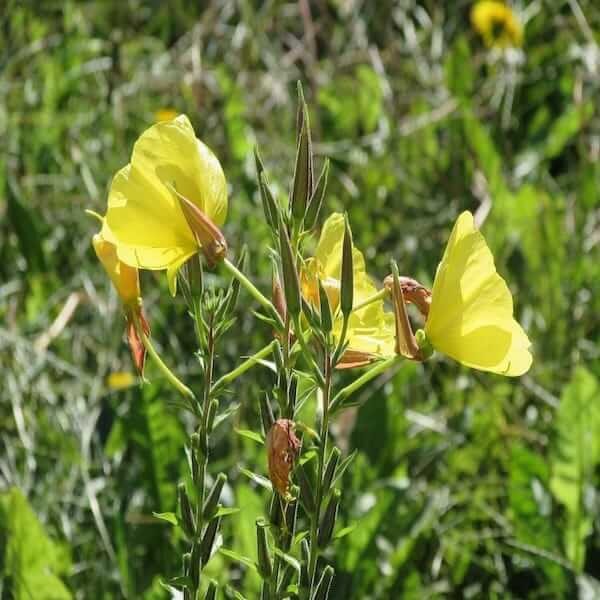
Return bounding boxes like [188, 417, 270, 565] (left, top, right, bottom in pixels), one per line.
[387, 211, 532, 376]
[471, 1, 523, 48]
[301, 213, 395, 368]
[93, 232, 150, 374]
[102, 114, 228, 295]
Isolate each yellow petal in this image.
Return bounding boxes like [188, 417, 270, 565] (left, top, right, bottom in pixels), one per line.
[309, 213, 395, 360]
[92, 231, 140, 305]
[104, 115, 227, 275]
[425, 211, 532, 376]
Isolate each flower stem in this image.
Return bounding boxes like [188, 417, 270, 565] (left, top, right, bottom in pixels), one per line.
[222, 258, 284, 329]
[352, 288, 388, 313]
[293, 316, 325, 388]
[132, 312, 195, 400]
[211, 340, 278, 393]
[307, 353, 332, 595]
[329, 356, 400, 414]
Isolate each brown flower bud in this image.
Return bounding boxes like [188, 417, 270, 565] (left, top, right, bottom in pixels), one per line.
[266, 419, 301, 498]
[335, 349, 376, 370]
[174, 188, 228, 266]
[384, 275, 431, 318]
[126, 308, 150, 375]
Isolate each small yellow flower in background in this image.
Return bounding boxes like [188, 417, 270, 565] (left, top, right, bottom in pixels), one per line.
[424, 211, 532, 376]
[471, 1, 523, 48]
[102, 114, 228, 295]
[154, 108, 179, 123]
[107, 371, 136, 390]
[301, 213, 395, 368]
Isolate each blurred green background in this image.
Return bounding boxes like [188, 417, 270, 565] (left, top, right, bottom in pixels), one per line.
[2, 1, 600, 598]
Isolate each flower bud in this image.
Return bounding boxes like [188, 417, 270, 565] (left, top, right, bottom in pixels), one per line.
[318, 489, 340, 548]
[318, 280, 333, 333]
[256, 518, 273, 579]
[272, 269, 287, 325]
[200, 515, 221, 566]
[322, 447, 341, 496]
[203, 473, 227, 520]
[296, 462, 316, 515]
[178, 482, 195, 538]
[300, 538, 310, 588]
[125, 309, 150, 375]
[266, 419, 301, 499]
[304, 158, 329, 231]
[282, 499, 298, 551]
[291, 84, 313, 224]
[383, 274, 431, 318]
[389, 261, 422, 361]
[278, 221, 301, 319]
[175, 189, 228, 266]
[260, 394, 275, 436]
[340, 215, 354, 318]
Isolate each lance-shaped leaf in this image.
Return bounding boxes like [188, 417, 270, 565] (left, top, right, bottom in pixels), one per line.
[178, 482, 195, 537]
[291, 83, 313, 223]
[278, 220, 301, 318]
[304, 158, 329, 231]
[318, 489, 340, 548]
[340, 214, 354, 317]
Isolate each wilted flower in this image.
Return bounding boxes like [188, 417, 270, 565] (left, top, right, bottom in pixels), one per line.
[266, 419, 301, 499]
[389, 211, 532, 376]
[301, 213, 395, 368]
[102, 114, 228, 295]
[471, 1, 523, 48]
[93, 232, 150, 374]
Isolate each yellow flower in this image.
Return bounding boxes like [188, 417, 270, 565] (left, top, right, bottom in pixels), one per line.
[102, 114, 228, 295]
[471, 1, 523, 48]
[107, 371, 136, 390]
[301, 213, 395, 367]
[154, 108, 179, 123]
[424, 211, 532, 376]
[92, 232, 140, 306]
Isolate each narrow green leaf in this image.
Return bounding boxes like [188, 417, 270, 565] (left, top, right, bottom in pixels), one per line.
[219, 547, 258, 571]
[235, 428, 265, 445]
[152, 511, 179, 526]
[240, 468, 273, 492]
[340, 214, 354, 317]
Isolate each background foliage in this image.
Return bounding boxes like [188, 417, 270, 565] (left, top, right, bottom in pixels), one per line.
[2, 1, 600, 598]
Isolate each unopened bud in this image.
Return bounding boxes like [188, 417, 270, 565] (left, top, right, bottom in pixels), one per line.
[278, 221, 301, 318]
[340, 215, 354, 317]
[200, 516, 221, 566]
[174, 188, 228, 266]
[383, 275, 431, 318]
[260, 394, 275, 436]
[335, 349, 375, 370]
[322, 447, 341, 495]
[272, 270, 287, 324]
[266, 419, 301, 499]
[178, 482, 195, 538]
[296, 462, 316, 515]
[304, 158, 329, 231]
[203, 473, 227, 520]
[291, 83, 313, 224]
[318, 489, 340, 548]
[318, 280, 333, 333]
[389, 261, 422, 361]
[126, 308, 150, 375]
[282, 499, 298, 551]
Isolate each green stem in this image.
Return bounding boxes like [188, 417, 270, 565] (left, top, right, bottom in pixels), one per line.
[307, 355, 332, 595]
[212, 340, 278, 393]
[329, 356, 400, 414]
[132, 312, 195, 400]
[352, 288, 388, 313]
[222, 258, 284, 329]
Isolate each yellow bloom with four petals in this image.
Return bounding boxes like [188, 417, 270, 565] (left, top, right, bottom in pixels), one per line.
[424, 211, 532, 376]
[102, 114, 228, 295]
[301, 213, 395, 368]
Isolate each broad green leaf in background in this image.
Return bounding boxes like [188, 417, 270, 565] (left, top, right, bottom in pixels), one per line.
[550, 367, 600, 572]
[0, 487, 72, 600]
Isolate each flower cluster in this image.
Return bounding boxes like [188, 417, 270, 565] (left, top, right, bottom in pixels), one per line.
[90, 105, 532, 599]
